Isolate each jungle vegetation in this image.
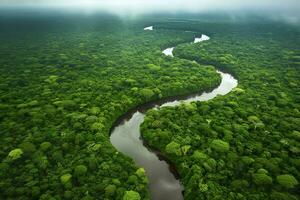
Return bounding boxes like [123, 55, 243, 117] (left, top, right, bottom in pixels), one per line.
[141, 20, 300, 199]
[0, 12, 299, 200]
[0, 13, 221, 200]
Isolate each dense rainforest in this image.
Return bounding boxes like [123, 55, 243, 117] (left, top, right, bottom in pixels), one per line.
[141, 19, 300, 199]
[0, 13, 221, 200]
[0, 11, 299, 200]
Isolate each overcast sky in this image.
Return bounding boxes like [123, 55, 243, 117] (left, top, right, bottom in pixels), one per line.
[1, 0, 300, 17]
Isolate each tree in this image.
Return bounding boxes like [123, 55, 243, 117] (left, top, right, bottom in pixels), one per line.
[135, 168, 145, 178]
[40, 142, 52, 151]
[128, 175, 138, 184]
[270, 191, 298, 200]
[91, 122, 104, 131]
[64, 190, 73, 199]
[147, 64, 161, 71]
[123, 190, 141, 200]
[165, 141, 182, 156]
[36, 156, 49, 169]
[231, 180, 249, 191]
[181, 145, 191, 156]
[192, 151, 208, 161]
[74, 165, 88, 176]
[276, 174, 298, 189]
[7, 149, 23, 160]
[210, 139, 230, 152]
[140, 88, 154, 101]
[198, 183, 208, 192]
[252, 173, 272, 186]
[60, 174, 72, 185]
[19, 142, 36, 154]
[90, 107, 101, 115]
[105, 184, 116, 196]
[241, 156, 255, 165]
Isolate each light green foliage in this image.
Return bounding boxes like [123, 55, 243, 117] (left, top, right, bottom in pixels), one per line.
[192, 151, 208, 161]
[183, 103, 197, 112]
[135, 168, 145, 178]
[140, 88, 155, 101]
[112, 179, 121, 186]
[128, 175, 138, 184]
[87, 143, 101, 152]
[257, 168, 268, 174]
[53, 100, 76, 110]
[36, 156, 49, 169]
[232, 87, 245, 94]
[8, 149, 23, 160]
[123, 190, 141, 200]
[90, 107, 100, 115]
[85, 115, 98, 124]
[276, 174, 298, 189]
[181, 145, 191, 155]
[210, 139, 230, 152]
[74, 165, 88, 176]
[60, 174, 72, 184]
[241, 156, 255, 165]
[147, 64, 161, 71]
[291, 131, 300, 140]
[91, 122, 104, 131]
[45, 75, 59, 84]
[165, 141, 182, 156]
[247, 116, 260, 122]
[198, 183, 208, 192]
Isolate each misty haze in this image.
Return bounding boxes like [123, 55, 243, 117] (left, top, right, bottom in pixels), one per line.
[0, 1, 299, 200]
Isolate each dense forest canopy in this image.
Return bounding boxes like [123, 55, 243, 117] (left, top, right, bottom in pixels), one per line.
[0, 9, 299, 200]
[142, 18, 300, 199]
[0, 13, 222, 199]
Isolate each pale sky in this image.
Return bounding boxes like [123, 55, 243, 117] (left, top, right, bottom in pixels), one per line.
[1, 0, 300, 17]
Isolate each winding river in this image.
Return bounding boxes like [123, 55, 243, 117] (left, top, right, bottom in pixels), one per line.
[110, 26, 238, 200]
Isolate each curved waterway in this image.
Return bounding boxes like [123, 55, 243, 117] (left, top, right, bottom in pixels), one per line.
[110, 28, 238, 200]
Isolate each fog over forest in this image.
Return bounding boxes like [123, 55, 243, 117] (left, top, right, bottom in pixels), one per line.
[1, 0, 299, 17]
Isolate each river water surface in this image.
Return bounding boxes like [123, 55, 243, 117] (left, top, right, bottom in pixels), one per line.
[110, 28, 238, 200]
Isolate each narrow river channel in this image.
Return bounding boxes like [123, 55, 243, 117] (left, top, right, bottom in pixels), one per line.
[110, 27, 238, 200]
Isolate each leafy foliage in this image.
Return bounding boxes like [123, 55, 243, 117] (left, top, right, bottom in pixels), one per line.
[123, 190, 141, 200]
[142, 20, 300, 199]
[0, 13, 221, 199]
[276, 174, 299, 189]
[7, 148, 23, 160]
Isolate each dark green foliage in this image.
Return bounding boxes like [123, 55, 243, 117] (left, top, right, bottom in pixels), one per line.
[0, 13, 222, 199]
[40, 142, 52, 151]
[253, 173, 273, 186]
[1, 12, 299, 200]
[141, 19, 300, 199]
[105, 184, 117, 196]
